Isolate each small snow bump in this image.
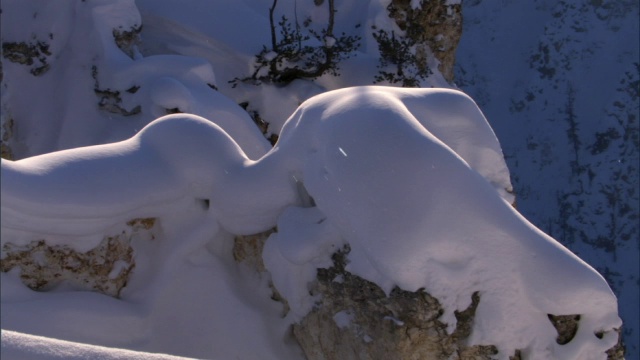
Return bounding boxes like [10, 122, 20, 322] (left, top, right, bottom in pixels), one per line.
[333, 310, 354, 329]
[324, 36, 336, 48]
[383, 316, 405, 326]
[108, 260, 130, 279]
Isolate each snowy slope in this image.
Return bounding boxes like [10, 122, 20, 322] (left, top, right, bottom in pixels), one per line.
[0, 0, 270, 159]
[455, 1, 639, 357]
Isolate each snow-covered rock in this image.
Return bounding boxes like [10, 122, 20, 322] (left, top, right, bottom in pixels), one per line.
[1, 218, 154, 297]
[263, 87, 621, 359]
[0, 0, 629, 358]
[292, 247, 501, 360]
[2, 86, 621, 359]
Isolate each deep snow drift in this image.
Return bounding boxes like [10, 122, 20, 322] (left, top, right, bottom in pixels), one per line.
[1, 87, 621, 359]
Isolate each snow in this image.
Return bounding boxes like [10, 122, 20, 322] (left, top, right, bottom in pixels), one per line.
[383, 316, 405, 326]
[1, 210, 301, 360]
[107, 260, 130, 280]
[0, 0, 626, 359]
[1, 113, 296, 251]
[324, 36, 336, 48]
[2, 86, 620, 360]
[333, 310, 354, 329]
[0, 0, 269, 159]
[263, 87, 620, 358]
[1, 330, 191, 360]
[263, 51, 278, 62]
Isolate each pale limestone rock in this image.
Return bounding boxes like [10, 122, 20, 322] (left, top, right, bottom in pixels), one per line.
[388, 0, 462, 83]
[233, 229, 291, 315]
[2, 219, 623, 357]
[0, 218, 156, 298]
[233, 229, 273, 273]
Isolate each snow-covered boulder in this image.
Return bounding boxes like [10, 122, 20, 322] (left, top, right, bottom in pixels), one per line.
[1, 86, 622, 359]
[263, 86, 622, 359]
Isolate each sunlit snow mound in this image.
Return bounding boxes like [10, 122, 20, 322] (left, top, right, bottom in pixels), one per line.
[1, 330, 191, 360]
[1, 87, 621, 359]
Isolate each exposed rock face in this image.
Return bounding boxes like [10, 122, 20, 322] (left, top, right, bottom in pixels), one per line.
[0, 218, 156, 298]
[234, 235, 624, 359]
[233, 230, 272, 273]
[1, 116, 14, 160]
[291, 246, 500, 360]
[547, 314, 581, 346]
[294, 248, 624, 360]
[233, 229, 292, 315]
[604, 328, 625, 360]
[91, 65, 142, 116]
[113, 25, 142, 59]
[0, 219, 625, 358]
[388, 0, 462, 82]
[0, 61, 13, 160]
[1, 39, 52, 76]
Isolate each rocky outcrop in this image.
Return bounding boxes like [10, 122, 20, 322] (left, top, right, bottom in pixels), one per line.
[604, 328, 625, 360]
[233, 229, 273, 273]
[291, 246, 501, 360]
[113, 25, 142, 59]
[234, 233, 624, 359]
[0, 218, 156, 298]
[387, 0, 462, 83]
[233, 229, 292, 315]
[1, 116, 14, 160]
[91, 65, 142, 116]
[0, 61, 14, 160]
[1, 38, 52, 76]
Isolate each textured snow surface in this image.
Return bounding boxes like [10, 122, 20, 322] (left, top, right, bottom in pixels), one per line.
[2, 87, 621, 360]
